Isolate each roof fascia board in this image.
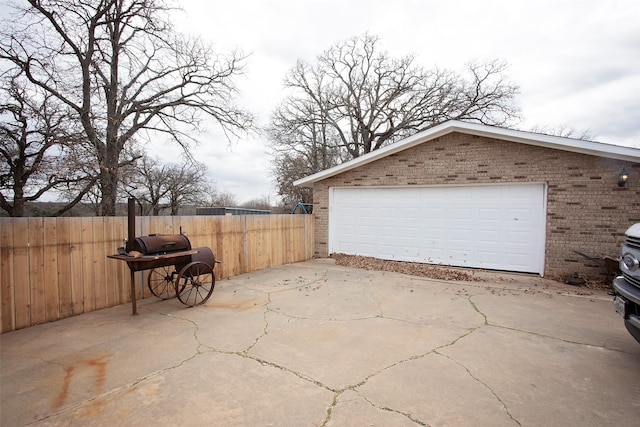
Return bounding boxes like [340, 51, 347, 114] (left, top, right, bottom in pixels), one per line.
[452, 121, 640, 162]
[294, 120, 640, 187]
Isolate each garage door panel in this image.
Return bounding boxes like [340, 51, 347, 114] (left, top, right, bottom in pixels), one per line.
[379, 225, 396, 238]
[477, 230, 501, 244]
[425, 229, 446, 240]
[378, 246, 397, 258]
[401, 247, 421, 258]
[337, 225, 355, 237]
[478, 249, 501, 261]
[398, 225, 420, 236]
[338, 242, 355, 253]
[398, 236, 421, 248]
[450, 208, 473, 219]
[329, 184, 545, 274]
[379, 207, 396, 217]
[478, 208, 502, 220]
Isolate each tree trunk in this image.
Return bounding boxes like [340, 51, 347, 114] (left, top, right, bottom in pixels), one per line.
[10, 184, 25, 217]
[11, 200, 24, 217]
[100, 168, 118, 216]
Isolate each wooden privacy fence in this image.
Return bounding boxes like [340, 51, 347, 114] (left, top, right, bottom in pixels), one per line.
[0, 214, 314, 333]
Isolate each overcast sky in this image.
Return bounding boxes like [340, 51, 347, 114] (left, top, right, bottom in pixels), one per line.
[160, 0, 639, 204]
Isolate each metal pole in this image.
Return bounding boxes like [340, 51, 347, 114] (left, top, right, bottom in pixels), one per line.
[127, 197, 138, 315]
[130, 270, 137, 315]
[126, 197, 135, 252]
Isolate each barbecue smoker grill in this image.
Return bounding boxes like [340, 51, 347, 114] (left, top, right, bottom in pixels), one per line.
[108, 199, 218, 314]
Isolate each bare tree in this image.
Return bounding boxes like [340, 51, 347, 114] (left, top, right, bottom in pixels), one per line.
[268, 94, 342, 206]
[1, 0, 253, 216]
[273, 34, 520, 159]
[122, 155, 168, 215]
[269, 84, 346, 166]
[163, 161, 211, 215]
[206, 190, 238, 207]
[529, 124, 594, 141]
[241, 196, 272, 211]
[271, 153, 314, 207]
[0, 75, 95, 216]
[124, 155, 213, 215]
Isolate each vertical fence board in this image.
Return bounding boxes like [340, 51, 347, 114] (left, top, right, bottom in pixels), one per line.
[103, 218, 117, 307]
[234, 215, 243, 277]
[212, 217, 225, 279]
[286, 216, 295, 264]
[12, 219, 30, 329]
[114, 218, 127, 305]
[28, 218, 46, 325]
[81, 217, 96, 313]
[42, 218, 59, 322]
[1, 220, 15, 332]
[233, 216, 246, 277]
[246, 216, 258, 272]
[268, 216, 277, 268]
[198, 216, 214, 252]
[248, 216, 256, 271]
[278, 217, 285, 266]
[179, 216, 196, 246]
[264, 216, 273, 269]
[69, 218, 84, 315]
[307, 215, 314, 260]
[281, 215, 290, 266]
[155, 216, 173, 235]
[138, 215, 150, 240]
[177, 216, 192, 242]
[57, 219, 73, 319]
[93, 218, 107, 310]
[292, 216, 303, 262]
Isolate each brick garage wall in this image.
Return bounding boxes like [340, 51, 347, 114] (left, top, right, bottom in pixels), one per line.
[311, 132, 640, 279]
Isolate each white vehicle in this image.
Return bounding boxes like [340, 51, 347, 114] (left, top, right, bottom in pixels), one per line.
[613, 223, 640, 343]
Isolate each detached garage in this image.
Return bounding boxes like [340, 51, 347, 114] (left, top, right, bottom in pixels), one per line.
[295, 121, 640, 279]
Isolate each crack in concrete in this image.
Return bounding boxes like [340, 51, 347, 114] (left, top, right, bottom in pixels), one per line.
[320, 391, 340, 426]
[467, 294, 489, 325]
[143, 306, 212, 356]
[311, 289, 498, 425]
[311, 325, 483, 426]
[242, 293, 273, 353]
[465, 294, 635, 354]
[435, 293, 523, 425]
[434, 350, 522, 426]
[441, 289, 627, 426]
[357, 392, 430, 426]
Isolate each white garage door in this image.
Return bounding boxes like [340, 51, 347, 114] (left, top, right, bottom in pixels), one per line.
[329, 184, 546, 274]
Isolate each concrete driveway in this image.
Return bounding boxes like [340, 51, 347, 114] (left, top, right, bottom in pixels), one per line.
[2, 259, 639, 426]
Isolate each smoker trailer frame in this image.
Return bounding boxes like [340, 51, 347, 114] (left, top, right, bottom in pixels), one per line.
[108, 198, 218, 314]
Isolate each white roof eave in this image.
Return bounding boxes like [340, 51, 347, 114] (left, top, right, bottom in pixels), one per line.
[293, 120, 640, 187]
